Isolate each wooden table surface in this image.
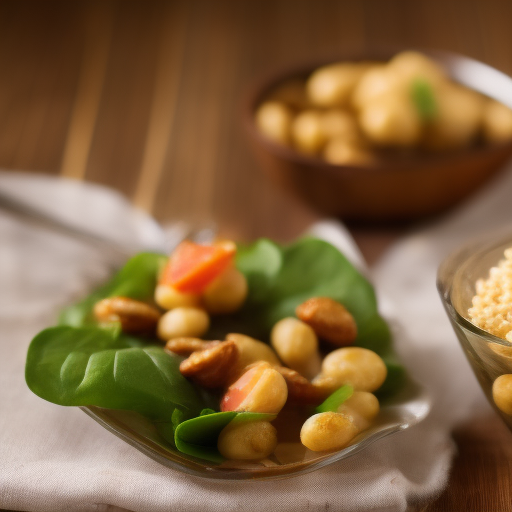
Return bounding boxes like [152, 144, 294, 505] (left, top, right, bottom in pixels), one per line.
[3, 1, 512, 510]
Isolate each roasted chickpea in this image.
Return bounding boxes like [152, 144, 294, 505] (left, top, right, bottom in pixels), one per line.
[337, 391, 379, 430]
[218, 420, 278, 460]
[307, 63, 365, 107]
[359, 94, 422, 147]
[271, 317, 321, 379]
[255, 101, 293, 145]
[202, 266, 248, 314]
[423, 84, 484, 150]
[300, 411, 358, 451]
[157, 307, 209, 341]
[493, 374, 512, 415]
[323, 139, 373, 165]
[154, 284, 201, 310]
[291, 110, 327, 154]
[317, 347, 387, 393]
[482, 100, 512, 143]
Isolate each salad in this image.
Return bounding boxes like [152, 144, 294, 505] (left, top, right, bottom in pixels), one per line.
[25, 237, 404, 464]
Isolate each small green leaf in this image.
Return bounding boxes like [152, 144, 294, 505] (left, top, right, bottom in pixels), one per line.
[315, 385, 354, 413]
[174, 411, 275, 463]
[411, 79, 438, 121]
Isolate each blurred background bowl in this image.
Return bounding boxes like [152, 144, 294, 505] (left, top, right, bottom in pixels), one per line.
[244, 50, 512, 222]
[438, 233, 512, 432]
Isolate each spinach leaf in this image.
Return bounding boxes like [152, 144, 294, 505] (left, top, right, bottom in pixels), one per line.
[315, 385, 354, 413]
[411, 79, 438, 121]
[174, 411, 276, 463]
[59, 252, 166, 327]
[25, 326, 205, 421]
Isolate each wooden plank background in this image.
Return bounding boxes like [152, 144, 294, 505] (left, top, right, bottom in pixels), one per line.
[2, 1, 512, 510]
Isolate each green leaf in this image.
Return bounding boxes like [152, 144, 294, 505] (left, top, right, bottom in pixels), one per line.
[25, 326, 206, 421]
[411, 79, 438, 121]
[174, 411, 276, 463]
[59, 252, 166, 327]
[316, 385, 354, 413]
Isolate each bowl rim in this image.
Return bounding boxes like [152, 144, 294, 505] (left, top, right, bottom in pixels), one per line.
[437, 230, 512, 348]
[243, 47, 512, 174]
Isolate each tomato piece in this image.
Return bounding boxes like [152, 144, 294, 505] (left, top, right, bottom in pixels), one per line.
[160, 241, 236, 294]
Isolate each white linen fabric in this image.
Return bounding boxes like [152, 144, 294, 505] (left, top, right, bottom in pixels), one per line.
[1, 168, 510, 512]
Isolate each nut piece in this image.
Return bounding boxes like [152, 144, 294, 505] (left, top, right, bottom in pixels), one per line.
[221, 362, 288, 414]
[274, 366, 328, 405]
[300, 411, 359, 452]
[93, 296, 161, 335]
[296, 297, 357, 346]
[179, 341, 238, 388]
[493, 374, 512, 415]
[315, 347, 387, 393]
[270, 318, 321, 379]
[165, 337, 220, 356]
[157, 307, 210, 341]
[218, 420, 278, 460]
[154, 284, 201, 310]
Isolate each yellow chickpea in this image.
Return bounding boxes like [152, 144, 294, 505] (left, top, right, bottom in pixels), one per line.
[323, 138, 374, 165]
[337, 391, 380, 430]
[202, 266, 248, 315]
[157, 307, 209, 341]
[291, 110, 327, 154]
[270, 317, 321, 379]
[319, 109, 360, 141]
[307, 63, 365, 108]
[423, 84, 484, 150]
[316, 347, 387, 393]
[351, 66, 403, 110]
[482, 100, 512, 143]
[255, 101, 293, 145]
[359, 94, 422, 147]
[217, 420, 278, 460]
[493, 374, 512, 415]
[154, 284, 201, 310]
[300, 411, 359, 451]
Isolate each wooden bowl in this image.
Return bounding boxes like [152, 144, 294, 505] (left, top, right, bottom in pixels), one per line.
[243, 50, 512, 222]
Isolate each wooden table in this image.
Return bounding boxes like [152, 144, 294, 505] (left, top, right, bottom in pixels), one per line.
[2, 1, 512, 510]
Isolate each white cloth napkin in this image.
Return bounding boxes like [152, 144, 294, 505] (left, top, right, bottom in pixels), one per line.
[1, 167, 511, 512]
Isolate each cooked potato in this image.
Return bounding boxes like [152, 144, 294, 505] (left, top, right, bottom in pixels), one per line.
[388, 51, 446, 84]
[482, 100, 512, 142]
[319, 109, 360, 142]
[323, 139, 373, 165]
[423, 84, 484, 150]
[255, 101, 293, 145]
[351, 66, 403, 110]
[292, 110, 327, 154]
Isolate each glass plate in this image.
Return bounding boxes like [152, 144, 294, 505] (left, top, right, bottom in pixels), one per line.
[81, 334, 430, 481]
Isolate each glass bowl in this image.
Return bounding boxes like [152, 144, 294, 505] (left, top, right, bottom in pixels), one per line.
[437, 233, 512, 431]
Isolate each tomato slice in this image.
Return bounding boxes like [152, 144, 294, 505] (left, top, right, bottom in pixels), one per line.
[160, 240, 236, 294]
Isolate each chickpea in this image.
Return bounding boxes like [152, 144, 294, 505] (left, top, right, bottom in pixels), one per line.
[307, 63, 365, 108]
[300, 411, 358, 451]
[482, 100, 512, 143]
[323, 138, 373, 166]
[317, 347, 387, 393]
[291, 110, 327, 154]
[388, 51, 446, 84]
[226, 333, 281, 377]
[255, 101, 293, 145]
[157, 307, 209, 341]
[493, 374, 512, 415]
[202, 266, 248, 314]
[337, 391, 379, 430]
[352, 66, 403, 110]
[271, 317, 321, 379]
[423, 84, 484, 150]
[218, 420, 278, 460]
[154, 284, 201, 310]
[319, 109, 360, 142]
[359, 94, 422, 147]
